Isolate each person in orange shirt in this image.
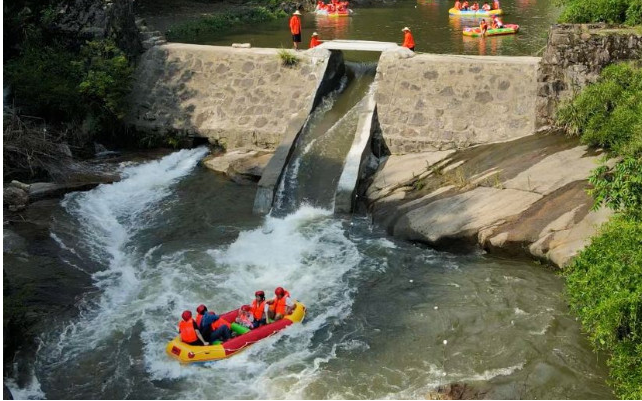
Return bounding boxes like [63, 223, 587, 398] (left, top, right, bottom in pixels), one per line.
[401, 27, 415, 52]
[309, 32, 322, 48]
[289, 10, 302, 50]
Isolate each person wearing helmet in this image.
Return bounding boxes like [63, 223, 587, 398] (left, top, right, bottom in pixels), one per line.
[178, 310, 208, 346]
[250, 290, 268, 328]
[235, 305, 255, 329]
[266, 287, 296, 322]
[197, 305, 233, 343]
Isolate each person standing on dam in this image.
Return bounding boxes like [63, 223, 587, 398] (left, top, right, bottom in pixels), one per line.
[290, 10, 303, 50]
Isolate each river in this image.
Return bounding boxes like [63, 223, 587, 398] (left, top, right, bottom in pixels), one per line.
[5, 147, 611, 399]
[173, 0, 559, 59]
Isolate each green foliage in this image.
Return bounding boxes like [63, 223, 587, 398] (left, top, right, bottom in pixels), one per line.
[5, 43, 85, 121]
[559, 0, 629, 23]
[556, 63, 642, 155]
[589, 157, 642, 218]
[77, 40, 134, 121]
[277, 48, 300, 66]
[626, 0, 642, 24]
[166, 7, 286, 42]
[565, 215, 642, 399]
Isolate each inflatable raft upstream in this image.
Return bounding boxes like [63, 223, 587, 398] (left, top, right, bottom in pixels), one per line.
[166, 302, 306, 363]
[449, 7, 503, 16]
[463, 23, 519, 37]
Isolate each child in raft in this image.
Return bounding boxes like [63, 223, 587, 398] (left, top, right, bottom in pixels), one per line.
[235, 305, 255, 329]
[491, 14, 504, 28]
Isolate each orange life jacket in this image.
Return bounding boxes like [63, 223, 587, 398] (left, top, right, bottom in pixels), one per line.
[251, 299, 266, 320]
[179, 319, 198, 343]
[212, 317, 231, 330]
[196, 313, 203, 327]
[402, 32, 415, 49]
[270, 291, 291, 315]
[310, 37, 321, 48]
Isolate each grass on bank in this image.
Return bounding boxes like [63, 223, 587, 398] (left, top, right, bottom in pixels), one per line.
[166, 7, 287, 42]
[556, 62, 642, 399]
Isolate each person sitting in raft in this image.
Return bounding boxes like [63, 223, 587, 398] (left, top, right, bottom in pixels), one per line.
[471, 2, 479, 10]
[235, 305, 254, 329]
[267, 287, 296, 322]
[461, 0, 469, 9]
[250, 290, 268, 328]
[480, 19, 488, 36]
[481, 2, 491, 10]
[491, 14, 504, 28]
[309, 32, 322, 49]
[492, 0, 500, 9]
[178, 310, 209, 346]
[454, 0, 462, 10]
[401, 27, 415, 52]
[197, 304, 233, 343]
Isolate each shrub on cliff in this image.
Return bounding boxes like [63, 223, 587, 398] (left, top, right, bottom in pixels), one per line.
[565, 216, 642, 399]
[559, 61, 642, 399]
[558, 0, 642, 24]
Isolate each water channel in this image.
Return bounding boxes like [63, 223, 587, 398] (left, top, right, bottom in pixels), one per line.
[4, 0, 615, 399]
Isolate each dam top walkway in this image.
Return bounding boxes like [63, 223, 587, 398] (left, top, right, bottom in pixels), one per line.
[315, 40, 400, 52]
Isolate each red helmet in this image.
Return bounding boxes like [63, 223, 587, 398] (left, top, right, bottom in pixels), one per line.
[196, 304, 207, 314]
[255, 290, 265, 297]
[275, 287, 285, 296]
[241, 305, 251, 312]
[182, 310, 192, 321]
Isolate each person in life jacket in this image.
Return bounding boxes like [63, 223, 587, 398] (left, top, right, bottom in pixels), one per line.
[461, 0, 469, 10]
[197, 305, 233, 343]
[454, 0, 462, 10]
[471, 2, 480, 11]
[492, 0, 500, 9]
[235, 305, 254, 329]
[479, 19, 488, 36]
[250, 290, 268, 328]
[309, 32, 322, 49]
[289, 10, 302, 50]
[178, 310, 208, 346]
[401, 27, 415, 52]
[481, 2, 491, 11]
[267, 287, 296, 321]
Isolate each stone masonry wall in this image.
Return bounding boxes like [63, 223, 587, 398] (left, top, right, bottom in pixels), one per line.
[127, 44, 332, 150]
[375, 51, 541, 154]
[537, 24, 642, 126]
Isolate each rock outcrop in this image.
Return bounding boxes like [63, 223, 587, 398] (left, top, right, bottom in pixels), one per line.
[366, 130, 612, 267]
[203, 149, 274, 184]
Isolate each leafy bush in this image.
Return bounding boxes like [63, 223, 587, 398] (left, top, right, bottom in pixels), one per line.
[556, 63, 642, 154]
[589, 157, 642, 218]
[626, 0, 642, 24]
[565, 215, 642, 399]
[558, 0, 642, 23]
[277, 48, 300, 66]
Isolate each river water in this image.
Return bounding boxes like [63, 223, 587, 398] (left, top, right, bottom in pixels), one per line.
[6, 147, 612, 399]
[181, 0, 559, 59]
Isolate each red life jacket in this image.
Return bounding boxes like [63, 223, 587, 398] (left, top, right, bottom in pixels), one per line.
[179, 319, 198, 343]
[196, 313, 203, 327]
[402, 32, 415, 49]
[212, 317, 231, 330]
[271, 291, 291, 315]
[251, 299, 266, 320]
[310, 37, 321, 48]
